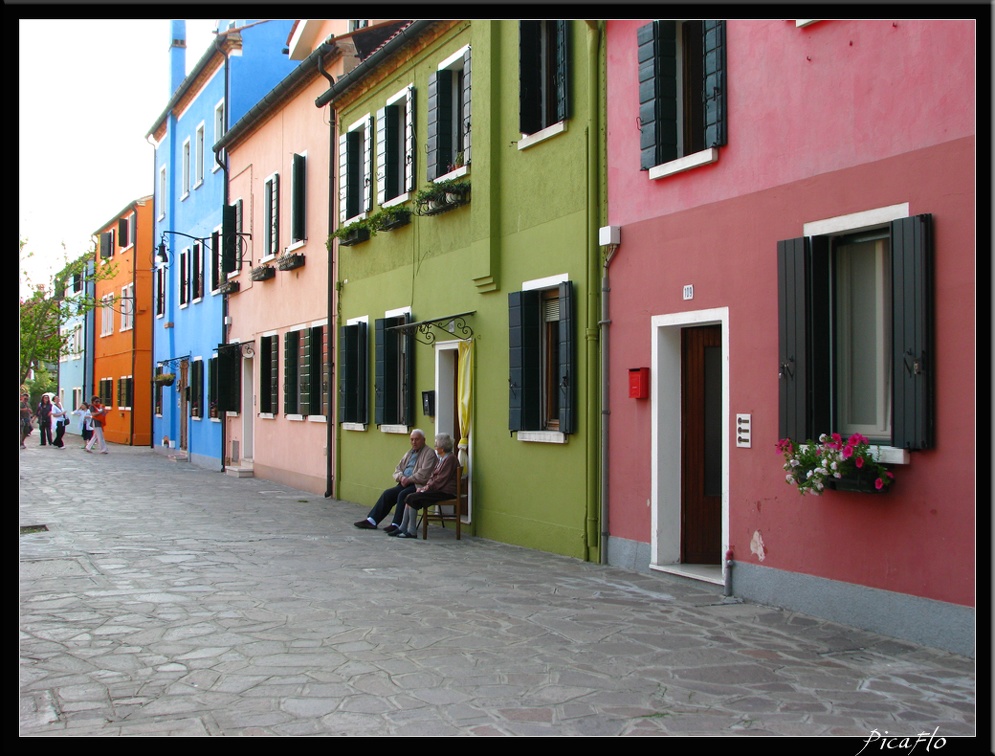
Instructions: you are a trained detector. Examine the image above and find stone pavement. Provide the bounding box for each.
[19,439,977,738]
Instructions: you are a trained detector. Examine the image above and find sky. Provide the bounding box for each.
[19,19,220,293]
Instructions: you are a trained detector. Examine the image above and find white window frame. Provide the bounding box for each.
[339,114,373,226]
[158,165,167,220]
[100,294,115,336]
[213,100,225,172]
[195,123,205,187]
[517,273,570,444]
[263,172,280,262]
[120,283,135,332]
[181,138,191,198]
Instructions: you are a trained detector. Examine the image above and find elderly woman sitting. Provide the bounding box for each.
[391,433,459,539]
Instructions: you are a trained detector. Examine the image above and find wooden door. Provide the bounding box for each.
[681,325,721,564]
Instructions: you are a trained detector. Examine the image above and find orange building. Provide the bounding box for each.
[92,196,154,446]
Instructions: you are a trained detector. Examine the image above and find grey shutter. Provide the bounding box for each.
[777,237,810,442]
[519,22,542,135]
[427,71,452,181]
[100,232,113,258]
[222,204,236,273]
[558,281,576,434]
[376,106,387,205]
[702,20,727,149]
[462,47,472,165]
[554,20,570,124]
[404,86,416,192]
[292,153,306,242]
[509,290,541,431]
[638,21,677,169]
[891,214,934,450]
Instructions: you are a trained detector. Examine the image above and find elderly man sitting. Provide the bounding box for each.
[354,429,437,533]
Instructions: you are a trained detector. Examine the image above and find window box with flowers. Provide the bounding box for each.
[277,252,306,271]
[251,265,275,282]
[776,433,895,495]
[154,373,176,387]
[330,219,371,247]
[415,179,470,216]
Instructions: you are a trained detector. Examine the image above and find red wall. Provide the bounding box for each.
[605,20,976,607]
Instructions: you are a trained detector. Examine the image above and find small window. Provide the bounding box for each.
[377,88,415,203]
[508,281,575,434]
[182,138,191,196]
[519,21,570,136]
[155,266,166,317]
[222,199,244,274]
[191,241,204,301]
[215,344,241,415]
[117,376,134,410]
[375,314,414,426]
[154,365,164,416]
[264,174,280,258]
[190,359,204,418]
[98,378,114,406]
[339,320,368,424]
[195,124,205,186]
[158,166,167,220]
[284,329,302,415]
[208,355,219,418]
[290,153,306,244]
[120,283,134,331]
[210,228,222,292]
[777,214,934,450]
[100,294,115,336]
[99,230,115,259]
[118,213,134,249]
[637,20,727,174]
[428,47,471,180]
[338,115,373,223]
[179,249,190,306]
[260,334,279,414]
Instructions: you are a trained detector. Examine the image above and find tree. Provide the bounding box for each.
[18,238,114,387]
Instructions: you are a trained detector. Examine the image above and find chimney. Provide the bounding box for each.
[169,19,186,95]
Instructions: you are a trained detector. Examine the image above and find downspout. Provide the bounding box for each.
[600,243,619,564]
[318,54,337,499]
[216,38,230,472]
[130,208,137,446]
[147,136,157,449]
[584,21,604,563]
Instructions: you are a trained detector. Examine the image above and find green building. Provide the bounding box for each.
[318,20,606,560]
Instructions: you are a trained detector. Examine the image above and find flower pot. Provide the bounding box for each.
[338,227,370,246]
[824,467,891,494]
[219,279,240,294]
[251,265,275,281]
[277,253,305,271]
[155,376,175,387]
[379,213,411,231]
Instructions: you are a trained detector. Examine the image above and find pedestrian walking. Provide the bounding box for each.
[73,402,93,444]
[36,394,53,447]
[85,396,109,454]
[19,392,32,449]
[50,395,69,448]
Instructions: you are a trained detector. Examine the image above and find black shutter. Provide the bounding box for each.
[558,281,576,434]
[118,217,129,247]
[427,71,452,181]
[339,322,367,424]
[777,237,810,442]
[222,204,237,273]
[401,313,414,425]
[384,105,400,199]
[702,20,727,149]
[374,318,390,425]
[638,21,677,169]
[100,232,113,258]
[309,326,323,416]
[519,22,542,135]
[554,20,570,124]
[292,153,306,242]
[268,335,279,415]
[462,47,472,165]
[509,290,541,431]
[217,346,239,413]
[284,331,298,415]
[891,214,934,450]
[346,130,361,219]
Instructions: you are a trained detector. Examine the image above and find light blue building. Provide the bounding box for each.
[57,258,95,416]
[147,19,297,468]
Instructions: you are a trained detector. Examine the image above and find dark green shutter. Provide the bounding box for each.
[309,326,323,416]
[345,130,361,219]
[462,47,472,165]
[384,104,401,199]
[638,21,677,168]
[217,346,239,413]
[702,20,727,149]
[891,214,934,450]
[375,316,407,425]
[554,20,570,124]
[339,322,367,424]
[400,313,414,425]
[777,238,810,441]
[300,329,311,415]
[427,71,452,181]
[558,281,576,434]
[269,335,279,415]
[509,290,541,431]
[284,331,298,415]
[222,204,236,273]
[519,21,542,135]
[292,153,306,242]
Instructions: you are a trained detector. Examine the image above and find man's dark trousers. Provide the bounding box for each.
[367,484,416,526]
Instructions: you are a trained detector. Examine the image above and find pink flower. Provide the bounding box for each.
[841,445,854,460]
[855,456,864,468]
[831,433,842,446]
[875,478,884,490]
[886,472,894,479]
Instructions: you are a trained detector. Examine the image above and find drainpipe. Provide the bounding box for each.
[130,206,137,446]
[318,54,336,499]
[216,37,230,473]
[600,242,619,564]
[584,21,604,563]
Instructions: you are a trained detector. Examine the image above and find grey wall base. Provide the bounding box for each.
[606,536,974,657]
[153,445,221,472]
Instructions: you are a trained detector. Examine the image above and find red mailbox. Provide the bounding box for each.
[628,367,649,399]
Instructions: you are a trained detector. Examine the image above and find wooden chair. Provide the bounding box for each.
[419,466,466,540]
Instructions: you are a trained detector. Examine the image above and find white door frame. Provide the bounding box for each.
[434,339,472,521]
[241,354,254,461]
[650,306,730,579]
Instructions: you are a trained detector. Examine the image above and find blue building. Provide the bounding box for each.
[147,19,297,468]
[57,258,95,415]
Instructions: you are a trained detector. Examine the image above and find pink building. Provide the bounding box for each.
[603,19,975,655]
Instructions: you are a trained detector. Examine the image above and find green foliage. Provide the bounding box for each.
[776,433,895,495]
[24,365,57,407]
[414,179,471,215]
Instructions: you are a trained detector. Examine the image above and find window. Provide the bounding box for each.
[99,229,115,259]
[519,21,570,137]
[375,313,414,426]
[376,87,415,203]
[182,138,191,196]
[222,199,244,274]
[208,355,218,418]
[158,166,167,220]
[284,329,301,415]
[260,334,279,415]
[72,387,82,412]
[100,294,115,335]
[155,266,166,317]
[309,324,328,417]
[338,115,373,223]
[154,365,164,416]
[637,20,727,176]
[191,241,204,301]
[777,212,933,450]
[508,279,575,435]
[190,359,204,419]
[349,20,368,32]
[264,173,280,258]
[216,345,241,415]
[214,100,225,170]
[281,327,325,417]
[179,248,190,306]
[70,325,83,357]
[290,153,306,245]
[120,283,134,331]
[211,228,222,292]
[339,319,368,425]
[428,48,471,180]
[98,378,114,406]
[195,124,205,186]
[118,213,135,249]
[117,376,134,410]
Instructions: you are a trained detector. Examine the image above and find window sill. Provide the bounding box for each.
[518,121,567,150]
[260,254,277,264]
[181,191,190,201]
[307,415,327,423]
[210,416,221,423]
[517,430,567,444]
[286,239,306,253]
[226,410,239,417]
[380,424,409,435]
[383,193,411,208]
[287,414,305,421]
[433,165,468,182]
[342,422,367,432]
[648,148,719,180]
[194,179,204,190]
[259,412,275,420]
[874,446,911,465]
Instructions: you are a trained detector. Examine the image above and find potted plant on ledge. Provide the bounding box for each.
[776,433,895,495]
[329,218,371,247]
[369,205,412,233]
[250,264,275,281]
[154,373,176,387]
[415,179,471,216]
[277,251,306,271]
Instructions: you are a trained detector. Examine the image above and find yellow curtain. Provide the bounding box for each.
[457,339,473,470]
